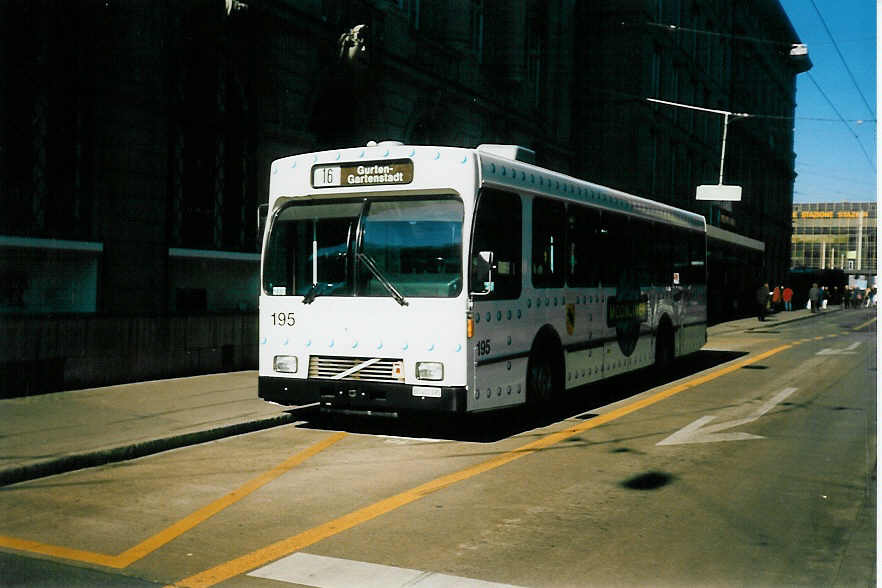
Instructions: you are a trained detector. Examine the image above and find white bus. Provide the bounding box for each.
[259,142,706,416]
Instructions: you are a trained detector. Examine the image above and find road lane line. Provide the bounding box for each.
[115,431,347,566]
[853,316,877,331]
[169,344,793,588]
[0,535,120,568]
[0,432,346,569]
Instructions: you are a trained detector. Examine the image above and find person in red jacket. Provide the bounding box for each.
[782,286,793,311]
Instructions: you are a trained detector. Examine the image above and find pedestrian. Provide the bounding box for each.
[756,282,770,321]
[844,286,852,309]
[772,286,781,311]
[782,285,793,311]
[809,282,820,313]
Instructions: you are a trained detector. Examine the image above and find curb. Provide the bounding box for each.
[743,310,832,332]
[711,308,837,336]
[0,412,298,487]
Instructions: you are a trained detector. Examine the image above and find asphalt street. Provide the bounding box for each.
[0,308,875,587]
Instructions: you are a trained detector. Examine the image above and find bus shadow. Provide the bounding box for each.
[296,350,747,443]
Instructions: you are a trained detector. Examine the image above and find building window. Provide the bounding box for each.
[399,0,420,30]
[470,0,483,60]
[526,3,545,108]
[650,46,661,99]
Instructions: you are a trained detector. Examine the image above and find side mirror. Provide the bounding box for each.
[471,251,495,296]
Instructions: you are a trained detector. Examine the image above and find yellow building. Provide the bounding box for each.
[791,203,877,274]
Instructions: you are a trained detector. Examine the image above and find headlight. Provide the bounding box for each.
[415,361,443,381]
[273,355,298,373]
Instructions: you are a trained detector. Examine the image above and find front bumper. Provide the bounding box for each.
[258,376,468,414]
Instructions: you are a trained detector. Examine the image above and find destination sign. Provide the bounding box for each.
[312,159,414,188]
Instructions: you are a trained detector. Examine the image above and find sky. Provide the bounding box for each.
[779,0,876,203]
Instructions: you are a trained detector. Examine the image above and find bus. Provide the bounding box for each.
[258,142,707,416]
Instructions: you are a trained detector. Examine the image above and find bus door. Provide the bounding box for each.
[468,189,524,411]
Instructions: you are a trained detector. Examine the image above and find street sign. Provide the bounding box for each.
[696,184,742,201]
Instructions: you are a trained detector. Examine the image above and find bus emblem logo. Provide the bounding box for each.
[565,304,576,336]
[607,272,647,357]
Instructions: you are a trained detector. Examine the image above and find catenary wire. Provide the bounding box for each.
[808,0,875,118]
[806,72,875,171]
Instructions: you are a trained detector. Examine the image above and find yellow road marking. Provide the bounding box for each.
[0,535,121,568]
[116,431,347,566]
[0,432,346,568]
[853,316,877,331]
[170,344,792,588]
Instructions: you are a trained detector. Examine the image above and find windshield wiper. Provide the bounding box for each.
[302,282,322,304]
[358,253,408,306]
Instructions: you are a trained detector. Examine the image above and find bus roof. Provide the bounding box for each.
[269,143,706,233]
[476,147,706,233]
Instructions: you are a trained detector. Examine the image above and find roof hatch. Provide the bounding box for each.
[476,144,535,164]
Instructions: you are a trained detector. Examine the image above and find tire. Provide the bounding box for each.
[527,351,555,406]
[527,333,563,409]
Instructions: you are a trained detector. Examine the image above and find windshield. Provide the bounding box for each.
[263,197,463,299]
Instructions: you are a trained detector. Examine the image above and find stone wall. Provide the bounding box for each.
[0,314,258,397]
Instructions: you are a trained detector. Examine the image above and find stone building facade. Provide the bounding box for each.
[575,0,810,299]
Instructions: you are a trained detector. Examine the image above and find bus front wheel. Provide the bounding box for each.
[527,355,554,405]
[527,340,562,409]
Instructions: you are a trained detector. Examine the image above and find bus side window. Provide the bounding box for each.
[599,212,626,286]
[672,230,689,284]
[687,231,706,285]
[632,218,654,286]
[567,204,600,287]
[654,224,673,285]
[532,197,566,288]
[471,189,522,299]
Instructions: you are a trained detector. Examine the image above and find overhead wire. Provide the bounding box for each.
[632,18,876,172]
[593,87,874,124]
[806,72,875,171]
[634,21,794,48]
[808,0,875,118]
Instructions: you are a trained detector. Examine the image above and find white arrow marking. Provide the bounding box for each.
[816,342,861,356]
[657,387,797,446]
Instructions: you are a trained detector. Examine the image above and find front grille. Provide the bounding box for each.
[308,356,405,383]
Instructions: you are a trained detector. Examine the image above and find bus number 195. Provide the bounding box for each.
[272,312,296,327]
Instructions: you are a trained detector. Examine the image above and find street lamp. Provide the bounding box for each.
[647,97,748,201]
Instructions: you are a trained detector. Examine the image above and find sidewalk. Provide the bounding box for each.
[0,307,841,486]
[0,372,295,486]
[707,305,830,337]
